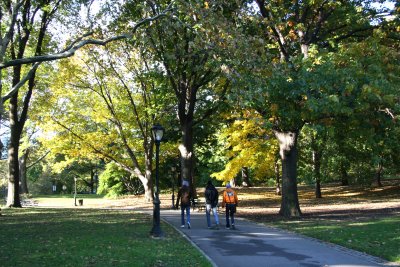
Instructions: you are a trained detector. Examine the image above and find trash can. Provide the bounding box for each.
[78,199,83,206]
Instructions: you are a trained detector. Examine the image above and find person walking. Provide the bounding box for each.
[176,180,192,229]
[204,180,220,229]
[222,183,238,229]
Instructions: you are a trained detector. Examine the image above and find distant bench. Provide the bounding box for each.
[192,198,205,212]
[21,199,38,207]
[192,198,221,212]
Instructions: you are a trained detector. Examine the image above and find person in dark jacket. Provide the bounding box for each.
[204,180,220,229]
[176,180,192,229]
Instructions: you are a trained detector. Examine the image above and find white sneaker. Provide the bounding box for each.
[180,225,185,228]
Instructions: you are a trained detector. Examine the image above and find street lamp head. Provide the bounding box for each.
[152,124,164,143]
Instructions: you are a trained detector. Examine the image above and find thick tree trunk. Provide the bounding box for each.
[137,173,153,202]
[274,159,281,195]
[375,161,383,187]
[142,150,154,202]
[179,122,195,190]
[311,137,322,198]
[19,150,29,194]
[340,161,349,186]
[7,90,24,207]
[7,120,22,207]
[241,167,252,187]
[275,130,301,218]
[230,177,237,187]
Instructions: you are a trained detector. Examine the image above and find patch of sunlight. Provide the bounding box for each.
[248,232,281,237]
[348,221,377,226]
[4,209,45,215]
[340,192,362,197]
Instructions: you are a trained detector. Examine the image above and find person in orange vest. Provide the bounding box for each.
[222,183,238,229]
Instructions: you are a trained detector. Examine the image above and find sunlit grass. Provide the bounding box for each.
[0,208,212,267]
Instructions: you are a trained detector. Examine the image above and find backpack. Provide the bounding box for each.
[181,187,191,206]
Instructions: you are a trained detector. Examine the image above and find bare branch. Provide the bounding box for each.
[1,62,40,102]
[379,108,396,120]
[26,150,50,169]
[0,0,24,58]
[0,5,174,69]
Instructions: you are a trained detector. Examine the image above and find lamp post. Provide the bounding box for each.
[93,172,98,194]
[52,180,57,194]
[74,177,77,206]
[150,124,164,237]
[171,166,176,209]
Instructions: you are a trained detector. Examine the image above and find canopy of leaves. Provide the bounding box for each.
[212,110,278,182]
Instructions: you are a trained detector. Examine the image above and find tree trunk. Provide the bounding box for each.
[142,150,153,202]
[179,122,195,191]
[7,95,22,207]
[375,161,383,187]
[241,167,252,187]
[311,137,322,198]
[230,177,237,187]
[340,161,349,186]
[275,130,301,218]
[6,0,46,207]
[137,173,153,202]
[19,149,29,194]
[274,159,281,195]
[88,170,94,193]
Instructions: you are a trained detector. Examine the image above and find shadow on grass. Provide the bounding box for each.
[0,208,211,267]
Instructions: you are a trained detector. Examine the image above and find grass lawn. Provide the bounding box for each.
[0,208,212,267]
[268,216,400,263]
[2,183,399,265]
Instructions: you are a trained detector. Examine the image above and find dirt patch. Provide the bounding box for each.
[156,181,400,223]
[48,181,400,224]
[234,182,400,223]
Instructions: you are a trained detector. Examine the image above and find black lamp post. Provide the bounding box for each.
[52,180,57,193]
[74,177,77,206]
[150,123,164,237]
[171,166,176,209]
[93,172,98,194]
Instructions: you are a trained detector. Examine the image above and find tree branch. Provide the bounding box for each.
[0,4,174,69]
[1,62,40,102]
[26,150,50,169]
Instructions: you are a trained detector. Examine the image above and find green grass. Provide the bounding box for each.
[0,208,212,267]
[268,216,400,263]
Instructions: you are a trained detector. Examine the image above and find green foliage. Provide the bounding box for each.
[97,162,139,197]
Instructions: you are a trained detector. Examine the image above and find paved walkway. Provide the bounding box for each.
[158,208,398,267]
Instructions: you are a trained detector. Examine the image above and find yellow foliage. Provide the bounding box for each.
[211,110,278,183]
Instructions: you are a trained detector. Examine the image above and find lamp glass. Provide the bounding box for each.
[152,124,164,142]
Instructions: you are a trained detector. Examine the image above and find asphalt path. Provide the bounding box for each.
[158,208,398,267]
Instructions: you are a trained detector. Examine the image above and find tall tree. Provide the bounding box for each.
[129,0,234,189]
[6,0,60,207]
[34,40,176,201]
[239,0,398,217]
[1,0,173,207]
